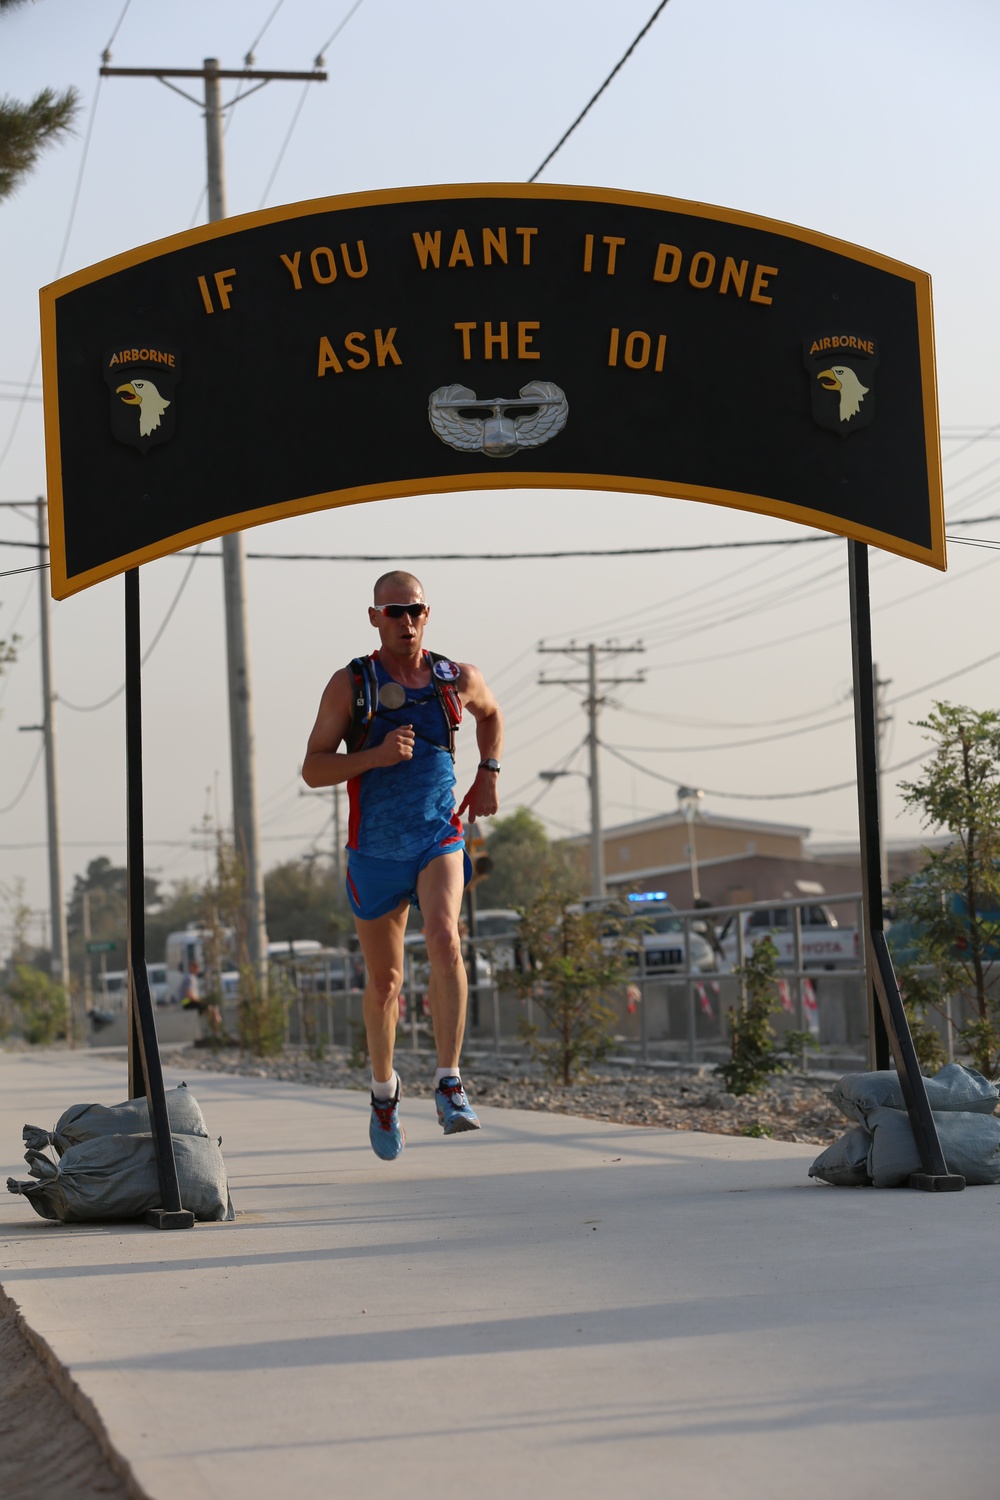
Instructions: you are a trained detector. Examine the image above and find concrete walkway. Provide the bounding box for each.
[1,1047,998,1500]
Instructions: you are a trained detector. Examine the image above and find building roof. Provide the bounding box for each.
[562,808,812,846]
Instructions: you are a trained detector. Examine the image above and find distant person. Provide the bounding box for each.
[302,569,503,1160]
[180,961,221,1034]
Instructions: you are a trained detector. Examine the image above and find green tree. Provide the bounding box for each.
[264,857,349,945]
[0,0,78,203]
[482,807,583,912]
[893,702,1000,1076]
[66,856,161,984]
[504,884,633,1085]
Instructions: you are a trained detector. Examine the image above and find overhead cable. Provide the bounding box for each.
[529,0,672,181]
[257,0,367,208]
[58,548,203,711]
[0,740,45,816]
[601,740,927,802]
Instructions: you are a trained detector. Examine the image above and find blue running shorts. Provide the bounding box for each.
[346,846,471,921]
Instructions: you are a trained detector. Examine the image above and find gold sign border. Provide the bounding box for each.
[40,181,946,597]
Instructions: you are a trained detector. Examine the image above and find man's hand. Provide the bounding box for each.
[458,768,500,820]
[377,725,415,766]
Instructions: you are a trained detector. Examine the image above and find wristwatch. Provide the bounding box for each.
[478,758,501,774]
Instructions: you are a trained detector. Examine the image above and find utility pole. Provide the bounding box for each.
[0,499,66,995]
[100,58,326,992]
[538,641,645,896]
[300,784,343,890]
[874,663,892,894]
[22,499,71,1016]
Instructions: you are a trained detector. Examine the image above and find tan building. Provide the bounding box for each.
[563,812,939,916]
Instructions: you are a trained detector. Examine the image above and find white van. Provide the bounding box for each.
[96,962,169,1009]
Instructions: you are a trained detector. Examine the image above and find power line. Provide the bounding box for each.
[154,512,997,565]
[886,646,1000,707]
[612,643,1000,753]
[102,0,134,58]
[601,739,927,802]
[257,0,368,209]
[58,548,203,712]
[529,0,673,181]
[0,740,44,816]
[244,0,288,62]
[314,0,369,64]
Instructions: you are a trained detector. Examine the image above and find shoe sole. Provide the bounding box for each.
[439,1114,481,1135]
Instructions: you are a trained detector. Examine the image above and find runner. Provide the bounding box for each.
[302,570,503,1159]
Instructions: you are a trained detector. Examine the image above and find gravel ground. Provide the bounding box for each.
[164,1044,849,1146]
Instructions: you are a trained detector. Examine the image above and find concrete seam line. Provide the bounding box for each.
[0,1279,152,1500]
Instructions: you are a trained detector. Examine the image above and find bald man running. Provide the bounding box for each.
[302,570,503,1159]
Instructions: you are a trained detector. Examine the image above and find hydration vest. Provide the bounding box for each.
[345,651,462,757]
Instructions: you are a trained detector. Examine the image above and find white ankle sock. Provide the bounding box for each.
[371,1072,397,1101]
[434,1067,460,1087]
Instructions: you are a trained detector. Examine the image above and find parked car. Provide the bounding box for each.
[718,904,859,972]
[571,893,718,975]
[471,908,522,974]
[96,963,169,1008]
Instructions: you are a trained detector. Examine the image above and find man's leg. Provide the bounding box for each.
[354,899,410,1082]
[416,849,467,1068]
[417,850,480,1134]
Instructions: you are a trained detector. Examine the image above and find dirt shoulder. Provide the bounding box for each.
[0,1289,141,1500]
[166,1044,848,1147]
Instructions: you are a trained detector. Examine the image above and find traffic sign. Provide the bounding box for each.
[86,939,117,953]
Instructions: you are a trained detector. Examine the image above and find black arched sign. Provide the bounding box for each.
[40,182,944,598]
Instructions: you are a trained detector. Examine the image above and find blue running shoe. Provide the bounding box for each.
[369,1083,405,1160]
[435,1076,481,1135]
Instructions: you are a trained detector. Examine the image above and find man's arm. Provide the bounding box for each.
[456,663,504,820]
[302,668,415,787]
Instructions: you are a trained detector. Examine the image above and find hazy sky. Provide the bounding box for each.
[2,0,998,947]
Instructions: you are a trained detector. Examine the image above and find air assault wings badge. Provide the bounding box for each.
[428,380,568,458]
[804,334,878,436]
[104,345,180,452]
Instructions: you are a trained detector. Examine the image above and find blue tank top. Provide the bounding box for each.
[346,652,462,860]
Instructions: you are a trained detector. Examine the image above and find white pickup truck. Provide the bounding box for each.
[717,904,860,972]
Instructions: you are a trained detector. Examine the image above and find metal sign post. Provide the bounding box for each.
[849,541,963,1190]
[125,569,195,1229]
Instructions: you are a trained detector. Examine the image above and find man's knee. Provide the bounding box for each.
[365,966,403,1009]
[423,918,462,970]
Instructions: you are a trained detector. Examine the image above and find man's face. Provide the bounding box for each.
[369,582,428,655]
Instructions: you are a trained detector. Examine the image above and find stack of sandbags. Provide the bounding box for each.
[809,1063,1000,1187]
[7,1082,234,1222]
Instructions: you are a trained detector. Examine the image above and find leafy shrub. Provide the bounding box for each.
[505,886,635,1085]
[716,938,810,1096]
[7,964,68,1046]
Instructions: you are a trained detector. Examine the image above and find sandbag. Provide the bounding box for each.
[866,1106,1000,1188]
[829,1064,998,1126]
[22,1082,209,1156]
[7,1131,233,1222]
[808,1126,873,1187]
